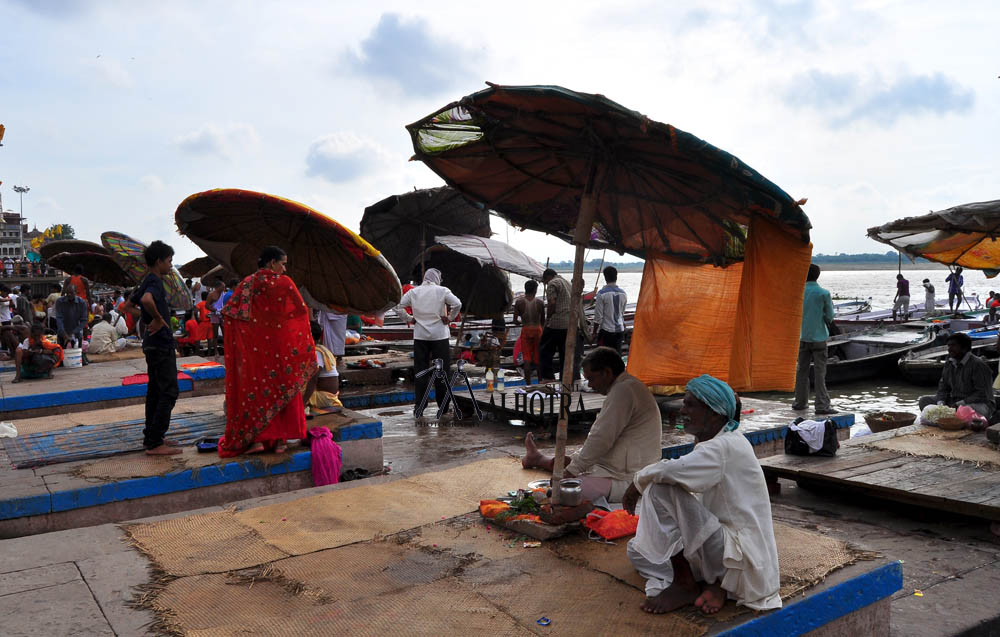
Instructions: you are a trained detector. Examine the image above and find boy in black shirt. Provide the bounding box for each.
[124,240,181,456]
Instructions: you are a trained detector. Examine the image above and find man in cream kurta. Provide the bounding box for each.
[623,375,781,615]
[522,347,662,503]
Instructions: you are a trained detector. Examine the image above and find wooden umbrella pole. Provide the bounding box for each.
[593,249,607,294]
[551,191,598,502]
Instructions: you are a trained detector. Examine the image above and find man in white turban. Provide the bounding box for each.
[623,374,781,616]
[395,268,462,419]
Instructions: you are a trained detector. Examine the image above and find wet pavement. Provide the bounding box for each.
[364,377,929,475]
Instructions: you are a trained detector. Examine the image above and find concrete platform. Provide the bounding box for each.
[0,395,382,538]
[0,355,225,418]
[0,455,905,636]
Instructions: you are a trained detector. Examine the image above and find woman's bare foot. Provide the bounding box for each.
[522,432,544,469]
[274,441,287,454]
[640,581,701,614]
[145,444,182,456]
[246,443,266,454]
[694,583,727,615]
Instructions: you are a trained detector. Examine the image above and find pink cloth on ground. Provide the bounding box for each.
[308,427,342,487]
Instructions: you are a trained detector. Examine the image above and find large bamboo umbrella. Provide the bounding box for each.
[867,200,1000,276]
[39,239,109,261]
[47,252,137,287]
[178,256,219,278]
[101,232,193,310]
[407,83,809,499]
[175,189,401,314]
[360,186,492,283]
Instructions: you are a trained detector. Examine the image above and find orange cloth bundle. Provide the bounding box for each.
[479,500,510,519]
[583,509,639,540]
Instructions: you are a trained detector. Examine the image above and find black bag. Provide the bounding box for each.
[784,418,840,457]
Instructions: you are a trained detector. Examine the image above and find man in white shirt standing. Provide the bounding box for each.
[395,268,461,418]
[592,266,628,354]
[622,374,780,616]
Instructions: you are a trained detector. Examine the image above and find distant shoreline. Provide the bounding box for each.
[552,262,951,273]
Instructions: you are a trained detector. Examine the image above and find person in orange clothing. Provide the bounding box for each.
[512,279,545,384]
[64,264,92,306]
[12,323,63,383]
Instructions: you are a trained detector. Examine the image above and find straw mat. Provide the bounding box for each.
[87,347,146,363]
[470,550,705,636]
[126,511,289,576]
[274,542,462,600]
[860,429,1000,468]
[233,478,474,555]
[75,453,185,480]
[182,579,531,637]
[155,573,317,635]
[772,522,868,598]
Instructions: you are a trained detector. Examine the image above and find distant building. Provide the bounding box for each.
[0,211,29,258]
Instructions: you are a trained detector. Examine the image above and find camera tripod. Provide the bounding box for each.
[415,358,484,421]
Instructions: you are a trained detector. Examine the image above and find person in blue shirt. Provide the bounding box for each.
[792,264,836,415]
[945,267,964,313]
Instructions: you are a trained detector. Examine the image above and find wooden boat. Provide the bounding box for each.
[897,335,1000,386]
[817,328,937,385]
[833,299,871,317]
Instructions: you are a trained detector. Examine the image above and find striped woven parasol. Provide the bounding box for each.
[101,231,193,310]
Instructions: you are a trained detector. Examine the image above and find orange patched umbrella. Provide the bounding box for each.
[867,200,1000,276]
[175,189,401,314]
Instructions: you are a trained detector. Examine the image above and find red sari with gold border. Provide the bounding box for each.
[218,269,317,457]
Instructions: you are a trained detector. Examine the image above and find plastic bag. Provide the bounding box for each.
[955,405,979,424]
[920,403,955,425]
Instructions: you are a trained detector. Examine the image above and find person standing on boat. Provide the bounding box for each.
[792,264,836,416]
[512,279,545,384]
[892,273,910,321]
[922,279,935,314]
[592,266,628,354]
[538,268,587,383]
[395,268,461,419]
[946,267,964,312]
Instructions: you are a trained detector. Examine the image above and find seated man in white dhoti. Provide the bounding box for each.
[521,346,662,503]
[622,374,781,615]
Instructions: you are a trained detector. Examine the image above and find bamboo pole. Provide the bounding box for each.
[551,176,599,503]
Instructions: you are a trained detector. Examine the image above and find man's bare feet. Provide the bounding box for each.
[164,439,181,447]
[522,431,544,469]
[11,377,21,384]
[694,583,727,614]
[640,581,701,614]
[145,444,182,456]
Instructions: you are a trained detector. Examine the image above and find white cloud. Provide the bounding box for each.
[305,132,390,183]
[173,123,260,160]
[139,174,164,192]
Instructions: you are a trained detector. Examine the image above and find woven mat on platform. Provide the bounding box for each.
[127,458,546,574]
[72,446,292,481]
[860,428,1000,467]
[87,347,146,363]
[127,511,290,576]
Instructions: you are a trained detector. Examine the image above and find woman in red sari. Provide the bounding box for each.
[218,246,317,457]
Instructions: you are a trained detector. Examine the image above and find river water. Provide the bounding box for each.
[509,268,977,420]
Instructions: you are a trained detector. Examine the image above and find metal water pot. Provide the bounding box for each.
[557,478,583,506]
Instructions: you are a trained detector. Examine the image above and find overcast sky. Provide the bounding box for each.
[1,0,996,264]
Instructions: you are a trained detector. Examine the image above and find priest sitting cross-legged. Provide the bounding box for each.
[622,374,781,616]
[521,346,662,504]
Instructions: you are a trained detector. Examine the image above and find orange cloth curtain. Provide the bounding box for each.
[627,217,812,392]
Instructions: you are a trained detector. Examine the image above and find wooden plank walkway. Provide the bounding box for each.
[760,425,1000,521]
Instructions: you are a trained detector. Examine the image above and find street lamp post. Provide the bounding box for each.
[12,185,29,259]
